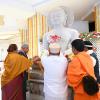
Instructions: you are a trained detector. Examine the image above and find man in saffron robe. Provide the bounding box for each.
[67,39,99,100]
[1,44,40,100]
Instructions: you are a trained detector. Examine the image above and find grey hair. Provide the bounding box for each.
[21,44,29,48]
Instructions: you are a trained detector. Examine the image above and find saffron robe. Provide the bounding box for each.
[67,52,99,100]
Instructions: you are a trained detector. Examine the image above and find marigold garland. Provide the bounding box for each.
[79,32,100,40]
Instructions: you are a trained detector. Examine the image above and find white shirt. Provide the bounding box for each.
[87,50,96,66]
[41,55,68,98]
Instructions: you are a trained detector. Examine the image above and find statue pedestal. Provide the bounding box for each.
[27,64,44,98]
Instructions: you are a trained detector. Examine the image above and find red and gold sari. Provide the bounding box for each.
[1,52,32,100]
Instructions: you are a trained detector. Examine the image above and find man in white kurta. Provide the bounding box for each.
[41,43,68,100]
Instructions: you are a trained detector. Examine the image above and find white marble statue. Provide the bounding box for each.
[43,7,79,55]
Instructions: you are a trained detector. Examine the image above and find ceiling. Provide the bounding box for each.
[0,0,99,39]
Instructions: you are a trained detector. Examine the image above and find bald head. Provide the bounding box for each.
[49,43,61,55]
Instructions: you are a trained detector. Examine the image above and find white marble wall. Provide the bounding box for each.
[71,21,89,33]
[0,33,21,61]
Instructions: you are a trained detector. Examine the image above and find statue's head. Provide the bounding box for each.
[47,7,67,28]
[47,7,74,28]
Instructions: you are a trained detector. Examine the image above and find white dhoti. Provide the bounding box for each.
[45,93,67,100]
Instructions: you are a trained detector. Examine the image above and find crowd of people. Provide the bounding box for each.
[1,39,100,100]
[1,44,40,100]
[1,6,100,100]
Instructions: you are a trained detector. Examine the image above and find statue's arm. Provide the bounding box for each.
[64,29,80,55]
[70,30,80,42]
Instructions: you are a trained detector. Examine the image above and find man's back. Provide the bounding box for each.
[18,50,28,58]
[41,55,68,97]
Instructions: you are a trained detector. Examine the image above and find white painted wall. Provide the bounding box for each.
[71,21,89,33]
[0,33,21,61]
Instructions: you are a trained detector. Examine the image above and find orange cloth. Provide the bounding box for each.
[67,52,99,100]
[98,92,100,99]
[1,52,32,87]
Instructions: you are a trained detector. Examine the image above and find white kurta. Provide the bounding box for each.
[43,27,79,55]
[41,55,68,100]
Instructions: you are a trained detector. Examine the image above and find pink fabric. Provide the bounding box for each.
[2,74,24,100]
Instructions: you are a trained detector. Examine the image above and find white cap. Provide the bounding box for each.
[84,45,93,48]
[49,43,60,54]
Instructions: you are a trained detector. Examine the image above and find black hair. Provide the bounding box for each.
[7,44,18,52]
[84,41,93,50]
[71,39,85,52]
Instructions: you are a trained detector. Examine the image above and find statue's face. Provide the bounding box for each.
[48,8,66,28]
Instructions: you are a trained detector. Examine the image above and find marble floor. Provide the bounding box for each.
[26,92,44,100]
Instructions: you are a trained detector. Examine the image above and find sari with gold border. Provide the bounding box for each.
[1,52,32,100]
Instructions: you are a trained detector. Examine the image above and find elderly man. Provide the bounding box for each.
[18,44,29,58]
[41,43,68,100]
[18,44,29,100]
[84,41,100,83]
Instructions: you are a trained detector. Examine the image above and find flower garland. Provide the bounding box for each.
[48,34,61,43]
[41,34,61,57]
[79,32,100,40]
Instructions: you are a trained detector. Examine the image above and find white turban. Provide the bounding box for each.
[49,43,61,54]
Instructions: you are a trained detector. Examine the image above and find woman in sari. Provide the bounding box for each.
[1,44,40,100]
